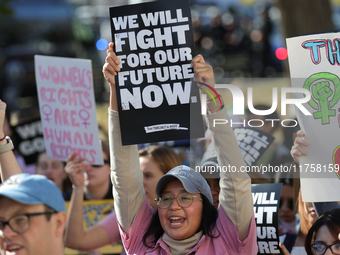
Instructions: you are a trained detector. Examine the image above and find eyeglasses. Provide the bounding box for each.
[311,243,340,255]
[155,192,203,209]
[0,212,56,234]
[91,159,110,168]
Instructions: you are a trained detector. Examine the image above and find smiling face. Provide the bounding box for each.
[0,197,57,255]
[157,179,203,240]
[140,156,164,208]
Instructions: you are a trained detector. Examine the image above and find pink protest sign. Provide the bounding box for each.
[34,55,103,165]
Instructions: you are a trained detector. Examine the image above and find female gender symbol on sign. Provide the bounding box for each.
[79,109,90,128]
[334,145,340,179]
[41,104,52,123]
[303,72,340,125]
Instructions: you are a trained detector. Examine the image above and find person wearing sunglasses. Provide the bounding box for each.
[305,208,340,255]
[63,140,112,201]
[103,42,257,254]
[277,178,299,236]
[64,141,114,254]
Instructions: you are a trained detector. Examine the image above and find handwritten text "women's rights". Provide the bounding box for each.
[38,65,93,90]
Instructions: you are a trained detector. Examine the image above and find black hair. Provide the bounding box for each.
[142,194,219,248]
[305,208,340,255]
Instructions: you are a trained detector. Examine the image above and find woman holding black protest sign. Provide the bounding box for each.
[103,42,257,254]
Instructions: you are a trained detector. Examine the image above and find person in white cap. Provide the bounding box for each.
[0,100,67,255]
[103,42,258,254]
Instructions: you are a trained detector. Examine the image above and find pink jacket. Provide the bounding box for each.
[119,198,257,254]
[109,106,258,254]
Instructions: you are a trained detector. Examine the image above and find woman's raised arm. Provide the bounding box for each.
[206,108,253,242]
[103,43,145,234]
[192,57,254,241]
[0,100,22,181]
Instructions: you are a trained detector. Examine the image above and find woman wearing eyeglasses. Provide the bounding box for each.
[103,42,257,254]
[305,209,340,255]
[64,143,182,255]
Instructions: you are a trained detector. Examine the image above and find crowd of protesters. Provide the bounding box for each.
[0,37,339,255]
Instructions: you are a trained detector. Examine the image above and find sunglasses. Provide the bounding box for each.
[91,159,110,168]
[279,198,294,210]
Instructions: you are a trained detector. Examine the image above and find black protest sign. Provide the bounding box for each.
[11,117,45,164]
[110,0,204,145]
[197,127,274,177]
[252,183,283,255]
[234,127,275,166]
